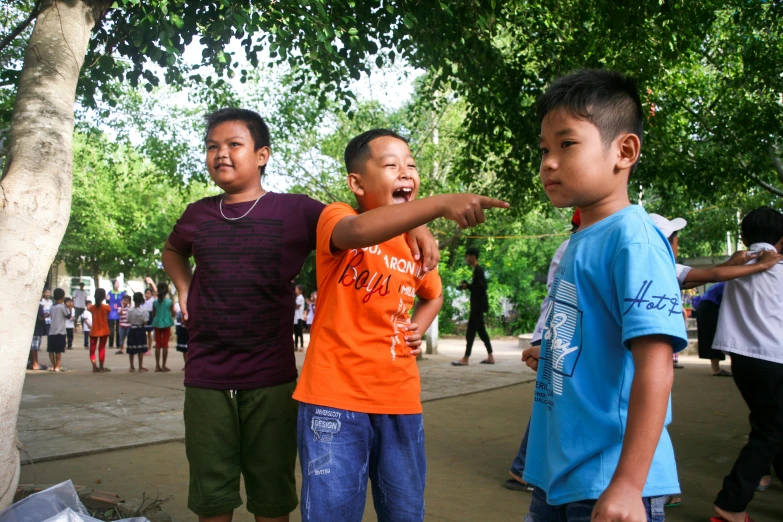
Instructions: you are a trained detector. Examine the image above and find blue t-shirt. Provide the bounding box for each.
[523,205,688,505]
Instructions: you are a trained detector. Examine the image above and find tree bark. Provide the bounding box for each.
[0,0,108,509]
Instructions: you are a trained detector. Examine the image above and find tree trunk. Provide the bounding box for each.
[0,0,108,509]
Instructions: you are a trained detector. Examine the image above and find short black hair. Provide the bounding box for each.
[133,292,144,306]
[53,288,65,300]
[205,108,271,175]
[537,69,644,173]
[122,294,131,302]
[740,206,783,246]
[79,282,84,287]
[466,247,480,259]
[344,129,408,174]
[64,297,72,304]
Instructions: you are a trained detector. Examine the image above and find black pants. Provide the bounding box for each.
[108,319,119,348]
[66,328,74,349]
[294,319,305,348]
[464,312,492,357]
[714,353,783,512]
[696,301,725,361]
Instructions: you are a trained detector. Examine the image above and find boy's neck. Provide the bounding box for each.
[223,184,266,204]
[55,300,64,304]
[577,192,631,229]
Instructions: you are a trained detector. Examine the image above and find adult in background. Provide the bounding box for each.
[73,282,87,327]
[452,246,494,366]
[106,279,126,349]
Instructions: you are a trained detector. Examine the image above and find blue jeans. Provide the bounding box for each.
[525,487,666,522]
[118,326,130,349]
[297,402,426,522]
[511,419,531,478]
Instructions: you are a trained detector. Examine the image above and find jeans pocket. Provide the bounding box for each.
[648,495,666,522]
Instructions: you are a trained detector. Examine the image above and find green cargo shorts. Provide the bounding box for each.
[184,382,298,518]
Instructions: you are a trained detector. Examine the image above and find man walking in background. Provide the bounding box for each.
[452,246,494,366]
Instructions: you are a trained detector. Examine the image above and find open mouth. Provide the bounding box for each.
[215,162,232,169]
[392,187,414,204]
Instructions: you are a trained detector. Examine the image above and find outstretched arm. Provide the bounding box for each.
[162,241,192,321]
[682,250,782,288]
[331,194,508,251]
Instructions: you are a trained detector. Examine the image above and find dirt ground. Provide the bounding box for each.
[19,367,782,522]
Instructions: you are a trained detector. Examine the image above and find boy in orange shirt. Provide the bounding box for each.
[293,129,508,521]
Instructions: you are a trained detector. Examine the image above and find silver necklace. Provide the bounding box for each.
[219,191,267,221]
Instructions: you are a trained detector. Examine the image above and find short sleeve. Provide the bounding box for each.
[674,264,691,287]
[315,203,357,287]
[415,270,443,301]
[316,203,356,258]
[167,201,201,257]
[301,196,326,251]
[612,243,688,352]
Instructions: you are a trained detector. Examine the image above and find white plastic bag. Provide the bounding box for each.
[0,480,148,522]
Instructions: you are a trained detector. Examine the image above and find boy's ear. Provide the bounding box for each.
[347,172,365,197]
[614,133,641,173]
[256,146,271,168]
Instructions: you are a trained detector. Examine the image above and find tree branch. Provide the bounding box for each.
[770,146,783,186]
[744,170,783,198]
[438,224,462,250]
[0,0,43,56]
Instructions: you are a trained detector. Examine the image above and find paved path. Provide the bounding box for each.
[19,335,535,462]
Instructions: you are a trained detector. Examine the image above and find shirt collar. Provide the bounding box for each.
[749,242,777,252]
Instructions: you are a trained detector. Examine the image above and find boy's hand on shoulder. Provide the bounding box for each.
[406,226,440,273]
[591,480,646,522]
[404,322,424,356]
[757,249,782,269]
[440,194,509,229]
[521,346,540,370]
[724,250,757,266]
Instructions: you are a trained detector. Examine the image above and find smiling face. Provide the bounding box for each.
[205,121,270,195]
[348,136,419,212]
[539,109,631,210]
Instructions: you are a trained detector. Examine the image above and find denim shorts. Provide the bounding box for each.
[525,487,666,522]
[297,402,427,522]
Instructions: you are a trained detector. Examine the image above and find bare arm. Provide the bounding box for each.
[162,241,193,321]
[682,250,782,287]
[592,334,674,521]
[331,194,508,251]
[405,293,444,356]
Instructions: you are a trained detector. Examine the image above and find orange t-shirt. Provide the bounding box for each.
[88,303,111,337]
[293,203,442,414]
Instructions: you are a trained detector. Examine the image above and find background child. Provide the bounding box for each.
[28,303,47,370]
[142,283,157,354]
[293,128,507,521]
[162,108,441,521]
[64,297,75,350]
[40,288,52,335]
[293,284,305,351]
[710,206,783,522]
[89,289,111,372]
[47,288,70,372]
[306,291,317,332]
[151,282,174,372]
[127,292,149,372]
[82,300,92,349]
[117,294,132,355]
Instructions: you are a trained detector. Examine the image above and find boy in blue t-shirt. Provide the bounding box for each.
[521,69,688,522]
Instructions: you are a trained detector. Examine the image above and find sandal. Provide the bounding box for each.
[712,369,732,377]
[450,361,468,366]
[664,495,681,508]
[502,478,534,492]
[710,516,755,522]
[480,360,495,364]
